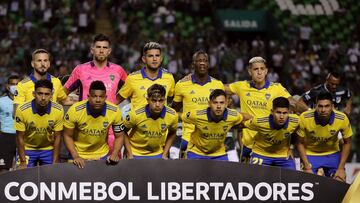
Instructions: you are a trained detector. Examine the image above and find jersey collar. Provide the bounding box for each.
[314,111,335,125]
[191,74,211,86]
[29,73,52,83]
[145,105,166,119]
[250,80,270,90]
[90,61,110,68]
[269,114,289,129]
[31,100,51,115]
[86,102,107,117]
[141,67,163,81]
[206,107,228,122]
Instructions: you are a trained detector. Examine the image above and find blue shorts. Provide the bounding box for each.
[133,154,163,159]
[17,150,53,168]
[241,145,252,158]
[307,152,340,177]
[187,151,228,161]
[250,153,295,170]
[180,139,188,151]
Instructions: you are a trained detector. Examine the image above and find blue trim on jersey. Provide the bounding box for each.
[250,153,295,170]
[86,101,107,117]
[145,105,166,119]
[141,67,163,80]
[250,80,270,90]
[307,152,340,177]
[187,151,228,161]
[29,73,51,83]
[269,115,289,129]
[133,154,163,159]
[191,74,211,86]
[207,107,228,122]
[31,100,51,115]
[241,145,252,158]
[314,111,335,125]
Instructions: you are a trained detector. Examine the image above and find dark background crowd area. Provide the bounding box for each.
[0,0,360,161]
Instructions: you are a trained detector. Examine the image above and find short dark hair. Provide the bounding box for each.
[7,75,19,84]
[316,92,333,103]
[272,97,290,109]
[327,71,341,80]
[209,89,226,101]
[143,42,161,55]
[93,33,111,45]
[90,80,106,92]
[32,49,50,61]
[191,50,209,68]
[35,79,53,91]
[147,84,166,98]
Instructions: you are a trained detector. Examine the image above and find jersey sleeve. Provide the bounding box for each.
[341,116,353,139]
[14,108,26,131]
[54,108,64,132]
[118,77,133,99]
[167,75,175,97]
[228,82,240,95]
[64,106,77,129]
[296,115,306,138]
[64,66,81,92]
[302,88,317,104]
[117,67,128,91]
[234,112,244,126]
[13,82,26,105]
[244,117,258,131]
[173,82,183,103]
[169,114,179,132]
[54,78,67,101]
[182,110,195,125]
[112,107,125,133]
[123,108,136,129]
[276,83,292,98]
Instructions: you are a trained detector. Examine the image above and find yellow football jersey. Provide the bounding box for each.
[118,68,175,108]
[14,101,64,150]
[297,109,352,156]
[64,100,123,160]
[124,105,178,156]
[173,75,224,142]
[229,80,291,148]
[245,114,299,158]
[182,108,243,156]
[14,73,67,105]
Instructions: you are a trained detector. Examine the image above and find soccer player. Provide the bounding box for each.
[172,51,225,158]
[63,81,125,168]
[244,97,299,170]
[116,42,175,108]
[63,34,127,150]
[14,80,64,169]
[0,75,20,173]
[225,56,308,162]
[296,92,352,181]
[300,71,352,116]
[123,84,178,159]
[182,89,250,160]
[14,49,68,111]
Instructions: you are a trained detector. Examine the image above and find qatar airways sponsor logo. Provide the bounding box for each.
[3,181,315,201]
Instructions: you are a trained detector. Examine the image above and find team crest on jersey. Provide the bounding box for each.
[190,90,195,94]
[109,75,115,81]
[223,126,228,132]
[103,122,109,128]
[330,130,337,136]
[265,94,271,100]
[161,124,167,131]
[48,120,54,127]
